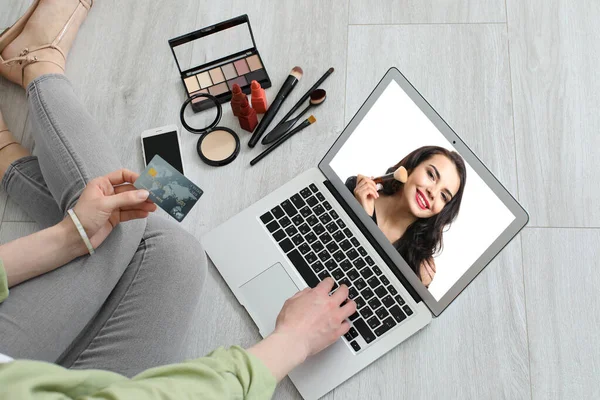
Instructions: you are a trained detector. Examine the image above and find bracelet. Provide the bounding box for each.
[67,209,95,255]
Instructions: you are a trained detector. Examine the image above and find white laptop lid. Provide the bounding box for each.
[319,67,528,316]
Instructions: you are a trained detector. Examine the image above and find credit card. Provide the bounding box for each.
[134,155,203,222]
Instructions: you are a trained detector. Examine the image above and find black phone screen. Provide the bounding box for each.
[142,131,184,174]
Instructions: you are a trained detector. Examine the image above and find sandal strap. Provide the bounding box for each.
[0,0,92,85]
[3,50,65,86]
[52,0,90,51]
[0,141,18,153]
[0,130,19,152]
[1,0,93,67]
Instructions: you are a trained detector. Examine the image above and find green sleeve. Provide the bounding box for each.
[0,346,276,400]
[0,259,8,304]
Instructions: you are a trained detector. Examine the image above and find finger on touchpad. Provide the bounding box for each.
[239,262,299,336]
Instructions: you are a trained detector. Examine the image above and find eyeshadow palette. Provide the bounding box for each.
[169,15,271,112]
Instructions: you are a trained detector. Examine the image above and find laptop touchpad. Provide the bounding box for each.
[239,262,300,336]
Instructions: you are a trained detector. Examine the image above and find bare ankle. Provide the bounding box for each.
[22,62,64,88]
[0,131,30,179]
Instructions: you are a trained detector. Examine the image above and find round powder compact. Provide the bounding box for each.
[197,127,239,166]
[180,93,240,167]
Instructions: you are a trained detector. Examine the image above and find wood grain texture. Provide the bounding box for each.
[2,1,597,399]
[349,0,506,24]
[335,24,530,399]
[522,228,600,400]
[506,0,600,227]
[346,24,519,197]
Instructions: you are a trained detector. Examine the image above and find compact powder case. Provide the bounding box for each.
[180,93,240,167]
[169,14,272,112]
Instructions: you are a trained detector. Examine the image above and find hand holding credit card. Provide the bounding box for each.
[134,155,203,222]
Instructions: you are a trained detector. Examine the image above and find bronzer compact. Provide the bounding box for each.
[169,15,272,112]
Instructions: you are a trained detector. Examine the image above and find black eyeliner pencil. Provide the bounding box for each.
[250,116,316,166]
[272,67,334,131]
[248,66,303,148]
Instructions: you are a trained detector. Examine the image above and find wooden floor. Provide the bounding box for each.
[1,1,598,399]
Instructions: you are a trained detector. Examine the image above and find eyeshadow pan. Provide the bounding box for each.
[221,63,238,80]
[208,82,229,96]
[226,76,248,90]
[184,76,200,93]
[234,59,250,75]
[245,69,268,84]
[209,68,225,84]
[246,55,262,71]
[191,89,209,104]
[197,72,213,89]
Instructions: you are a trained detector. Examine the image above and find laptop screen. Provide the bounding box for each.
[328,77,517,303]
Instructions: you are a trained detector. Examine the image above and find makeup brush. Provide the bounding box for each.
[262,89,326,145]
[250,115,316,166]
[248,66,303,148]
[373,166,408,185]
[272,67,334,132]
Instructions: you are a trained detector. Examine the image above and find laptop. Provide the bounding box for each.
[201,67,528,400]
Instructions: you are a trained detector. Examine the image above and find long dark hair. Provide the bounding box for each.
[381,146,467,279]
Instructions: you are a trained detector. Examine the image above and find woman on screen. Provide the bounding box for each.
[345,146,467,287]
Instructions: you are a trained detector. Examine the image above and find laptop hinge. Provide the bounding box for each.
[323,180,422,304]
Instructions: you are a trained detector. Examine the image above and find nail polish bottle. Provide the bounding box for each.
[230,84,247,117]
[250,80,268,114]
[238,96,258,132]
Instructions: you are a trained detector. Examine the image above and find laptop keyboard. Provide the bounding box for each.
[259,183,413,353]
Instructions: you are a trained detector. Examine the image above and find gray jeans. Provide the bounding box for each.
[0,74,207,377]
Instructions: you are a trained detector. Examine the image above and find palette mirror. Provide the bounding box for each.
[169,15,272,112]
[173,24,254,69]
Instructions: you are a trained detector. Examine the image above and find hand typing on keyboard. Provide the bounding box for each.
[248,278,356,381]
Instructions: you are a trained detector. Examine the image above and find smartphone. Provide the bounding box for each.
[141,125,185,174]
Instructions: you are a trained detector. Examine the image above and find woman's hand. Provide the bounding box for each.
[354,174,379,216]
[419,257,437,287]
[73,169,157,250]
[274,278,356,359]
[248,278,356,381]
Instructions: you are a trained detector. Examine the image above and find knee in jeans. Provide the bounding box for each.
[146,219,207,300]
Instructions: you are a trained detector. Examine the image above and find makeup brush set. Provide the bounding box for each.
[169,14,333,168]
[248,66,334,165]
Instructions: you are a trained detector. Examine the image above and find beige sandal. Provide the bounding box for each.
[0,0,93,86]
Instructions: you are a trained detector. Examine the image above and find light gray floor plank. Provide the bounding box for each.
[337,25,530,399]
[346,24,518,196]
[349,0,506,24]
[4,1,599,399]
[507,0,600,227]
[522,228,600,399]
